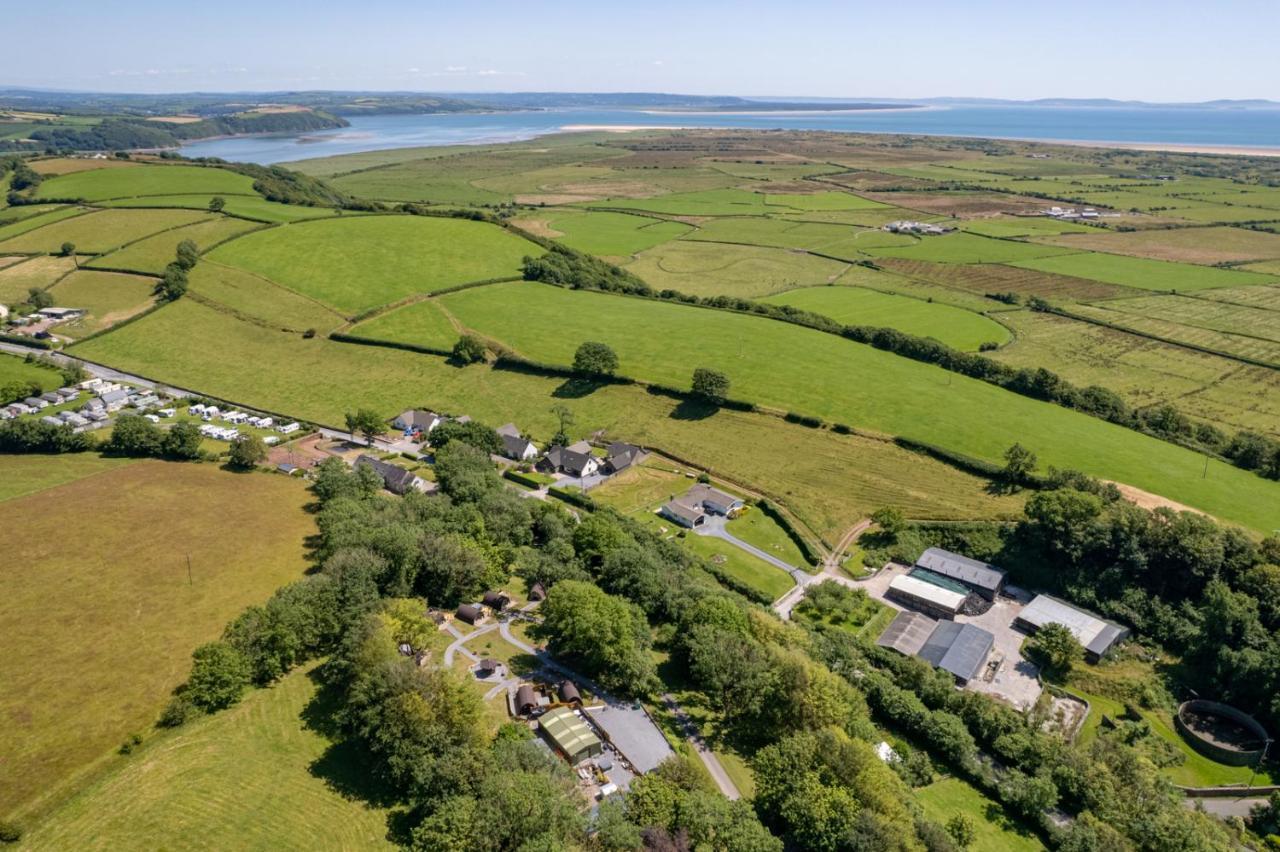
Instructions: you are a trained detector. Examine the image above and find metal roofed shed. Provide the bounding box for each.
[1015,595,1129,661]
[876,610,938,657]
[585,702,675,775]
[915,547,1006,600]
[917,621,995,684]
[540,706,603,764]
[886,573,967,619]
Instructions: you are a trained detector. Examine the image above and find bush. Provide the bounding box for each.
[185,641,251,711]
[118,732,143,755]
[691,367,730,405]
[451,333,487,364]
[157,695,199,728]
[0,820,22,844]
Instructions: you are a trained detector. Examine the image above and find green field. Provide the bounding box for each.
[595,188,785,216]
[1012,251,1278,293]
[0,353,66,400]
[207,215,540,314]
[0,206,93,243]
[34,164,257,201]
[431,281,1278,530]
[683,216,915,257]
[914,778,1046,852]
[1066,301,1280,367]
[626,239,850,298]
[72,298,1027,540]
[1039,225,1280,265]
[959,216,1097,238]
[85,215,262,274]
[189,262,348,334]
[0,255,80,301]
[863,232,1079,265]
[44,270,158,338]
[0,208,210,255]
[517,209,691,257]
[20,662,394,851]
[0,459,317,821]
[350,298,457,349]
[763,285,1012,351]
[100,194,344,223]
[680,529,796,601]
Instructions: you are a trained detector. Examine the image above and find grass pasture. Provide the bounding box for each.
[20,662,394,851]
[597,188,777,216]
[626,239,849,298]
[0,206,93,244]
[1038,226,1280,265]
[188,262,348,334]
[436,281,1279,530]
[207,215,540,314]
[1012,250,1279,293]
[34,164,257,202]
[0,453,137,503]
[875,257,1140,302]
[863,231,1079,265]
[0,255,80,302]
[763,285,1011,350]
[0,459,317,821]
[0,352,65,401]
[0,208,210,255]
[44,270,158,338]
[683,216,915,257]
[760,190,887,211]
[914,778,1046,852]
[1067,301,1280,367]
[101,194,344,222]
[350,298,458,350]
[71,298,1027,539]
[85,215,261,274]
[959,216,1098,238]
[515,209,691,257]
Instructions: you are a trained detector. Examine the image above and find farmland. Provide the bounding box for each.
[1011,251,1278,293]
[914,778,1046,852]
[0,255,79,301]
[1037,225,1280,265]
[514,209,690,257]
[101,193,344,222]
[0,207,209,255]
[34,164,257,201]
[626,239,851,298]
[0,459,317,821]
[85,215,263,274]
[43,270,158,337]
[207,215,541,314]
[189,262,348,334]
[0,352,65,397]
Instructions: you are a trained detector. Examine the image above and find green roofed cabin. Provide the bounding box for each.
[540,706,603,764]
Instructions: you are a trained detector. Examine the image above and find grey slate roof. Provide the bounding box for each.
[541,444,596,476]
[876,610,938,656]
[661,500,705,526]
[917,621,994,683]
[355,454,421,494]
[499,430,534,459]
[1018,594,1129,657]
[915,547,1006,593]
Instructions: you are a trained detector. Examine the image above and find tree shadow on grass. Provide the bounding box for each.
[669,398,719,421]
[300,667,399,810]
[552,377,606,399]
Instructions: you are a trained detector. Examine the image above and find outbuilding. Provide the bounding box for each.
[1015,595,1129,662]
[917,621,995,684]
[540,706,603,764]
[914,547,1006,600]
[515,684,538,715]
[482,591,510,612]
[558,680,582,705]
[886,573,967,619]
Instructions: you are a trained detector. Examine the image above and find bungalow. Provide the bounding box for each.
[496,423,538,461]
[355,454,426,495]
[660,499,706,529]
[538,440,600,478]
[683,483,744,517]
[393,409,446,435]
[456,603,486,626]
[604,441,646,474]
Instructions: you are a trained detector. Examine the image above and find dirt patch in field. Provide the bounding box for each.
[509,217,564,240]
[555,179,667,198]
[515,193,599,206]
[1108,481,1208,517]
[863,191,1051,217]
[267,433,334,469]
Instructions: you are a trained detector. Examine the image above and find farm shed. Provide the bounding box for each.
[540,707,603,764]
[876,610,938,656]
[917,621,995,684]
[1015,595,1129,661]
[586,702,674,775]
[914,547,1006,600]
[886,573,966,619]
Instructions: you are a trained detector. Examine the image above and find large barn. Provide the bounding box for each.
[914,548,1006,600]
[1015,595,1129,661]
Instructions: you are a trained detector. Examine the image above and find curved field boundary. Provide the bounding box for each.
[198,259,348,324]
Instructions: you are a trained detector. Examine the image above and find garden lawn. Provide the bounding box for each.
[520,210,690,257]
[208,215,540,314]
[678,528,796,601]
[101,194,343,223]
[914,778,1046,852]
[763,285,1011,351]
[863,232,1079,265]
[72,299,1028,541]
[0,460,317,822]
[1011,252,1278,293]
[85,216,263,274]
[34,164,256,201]
[44,270,158,338]
[437,282,1280,531]
[20,662,394,851]
[189,262,347,334]
[0,208,210,255]
[626,240,849,299]
[725,506,810,570]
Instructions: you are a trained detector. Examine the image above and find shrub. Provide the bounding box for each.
[451,333,487,364]
[157,695,198,728]
[0,820,22,844]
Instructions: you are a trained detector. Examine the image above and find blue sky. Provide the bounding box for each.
[4,0,1277,101]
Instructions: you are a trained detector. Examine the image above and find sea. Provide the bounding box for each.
[178,105,1280,165]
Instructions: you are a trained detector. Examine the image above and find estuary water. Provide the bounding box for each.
[179,105,1280,165]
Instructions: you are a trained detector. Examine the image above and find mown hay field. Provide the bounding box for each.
[1012,251,1279,293]
[0,255,79,302]
[0,206,93,243]
[350,298,457,349]
[0,460,317,821]
[989,310,1280,439]
[0,452,136,502]
[875,258,1140,302]
[862,232,1079,265]
[1066,302,1280,367]
[71,299,1028,539]
[516,209,691,257]
[188,262,348,334]
[19,662,394,851]
[432,281,1279,530]
[86,215,262,275]
[682,216,914,257]
[1038,225,1280,265]
[207,215,540,314]
[762,285,1011,351]
[34,164,257,201]
[101,194,345,223]
[626,239,850,298]
[0,208,210,255]
[44,270,158,338]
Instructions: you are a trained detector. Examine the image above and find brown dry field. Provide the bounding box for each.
[144,115,203,124]
[876,258,1140,302]
[1037,226,1280,265]
[864,191,1051,217]
[821,170,938,191]
[30,158,140,176]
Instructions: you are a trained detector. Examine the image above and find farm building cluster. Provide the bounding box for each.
[2,306,88,340]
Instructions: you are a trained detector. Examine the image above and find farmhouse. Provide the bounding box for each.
[660,483,745,528]
[496,423,538,461]
[660,500,706,529]
[604,441,647,474]
[914,547,1006,600]
[1015,595,1129,662]
[538,441,600,478]
[540,706,603,765]
[886,573,967,619]
[355,454,425,495]
[393,409,444,434]
[876,610,995,685]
